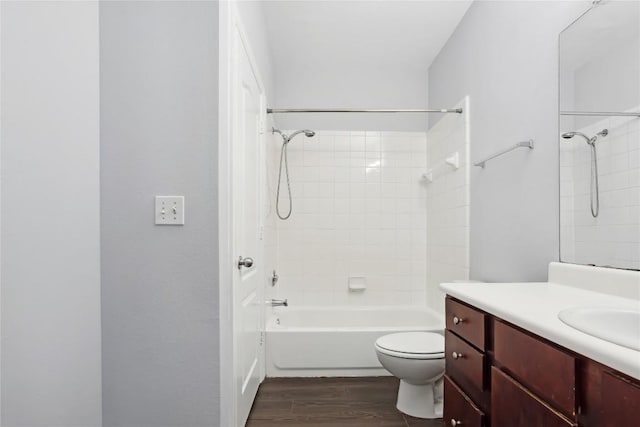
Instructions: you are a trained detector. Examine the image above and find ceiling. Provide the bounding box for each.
[261,0,473,74]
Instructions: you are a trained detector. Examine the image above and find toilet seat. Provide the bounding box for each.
[375,332,444,360]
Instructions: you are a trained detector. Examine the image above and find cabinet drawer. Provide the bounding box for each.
[444,375,484,427]
[446,297,487,350]
[493,319,576,418]
[491,367,577,427]
[601,372,640,426]
[445,329,486,405]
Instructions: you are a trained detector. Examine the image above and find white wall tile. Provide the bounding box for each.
[426,99,470,316]
[273,130,429,306]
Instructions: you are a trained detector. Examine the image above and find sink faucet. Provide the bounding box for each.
[268,299,288,307]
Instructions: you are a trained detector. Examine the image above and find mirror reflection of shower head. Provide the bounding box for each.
[561,129,608,146]
[561,129,608,218]
[272,127,316,220]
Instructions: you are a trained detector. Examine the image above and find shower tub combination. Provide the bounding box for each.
[266,306,444,377]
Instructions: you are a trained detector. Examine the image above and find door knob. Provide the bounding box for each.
[237,256,254,270]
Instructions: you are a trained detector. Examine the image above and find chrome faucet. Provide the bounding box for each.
[268,299,288,307]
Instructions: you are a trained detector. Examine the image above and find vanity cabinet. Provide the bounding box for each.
[444,296,640,427]
[600,372,640,426]
[493,319,577,419]
[444,375,485,427]
[491,367,575,427]
[444,298,489,426]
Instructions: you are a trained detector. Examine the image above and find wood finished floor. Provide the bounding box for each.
[246,377,442,427]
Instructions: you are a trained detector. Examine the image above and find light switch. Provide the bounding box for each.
[155,196,185,225]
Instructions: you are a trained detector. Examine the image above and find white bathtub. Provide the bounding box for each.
[266,306,444,377]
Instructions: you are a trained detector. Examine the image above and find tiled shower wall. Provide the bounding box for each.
[425,98,470,315]
[270,131,429,306]
[560,110,640,269]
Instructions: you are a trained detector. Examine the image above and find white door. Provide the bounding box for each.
[231,23,265,427]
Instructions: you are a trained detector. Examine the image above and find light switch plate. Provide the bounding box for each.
[155,196,185,225]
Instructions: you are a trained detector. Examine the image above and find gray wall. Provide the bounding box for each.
[99,2,220,426]
[274,66,430,132]
[1,1,102,425]
[428,0,591,282]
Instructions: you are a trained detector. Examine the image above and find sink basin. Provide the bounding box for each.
[558,307,640,351]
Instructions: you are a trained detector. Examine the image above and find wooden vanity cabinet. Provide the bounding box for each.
[444,296,640,427]
[444,297,490,426]
[491,367,576,427]
[446,297,488,350]
[600,371,640,426]
[444,375,485,427]
[445,329,486,406]
[493,319,577,419]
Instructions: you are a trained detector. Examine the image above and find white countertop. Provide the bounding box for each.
[439,281,640,380]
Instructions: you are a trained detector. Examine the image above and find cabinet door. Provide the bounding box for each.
[601,372,640,427]
[491,367,576,427]
[493,319,576,418]
[444,375,484,427]
[446,297,487,351]
[445,329,486,406]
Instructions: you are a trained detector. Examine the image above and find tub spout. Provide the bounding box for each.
[268,299,288,307]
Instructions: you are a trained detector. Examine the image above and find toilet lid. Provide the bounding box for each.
[375,332,444,355]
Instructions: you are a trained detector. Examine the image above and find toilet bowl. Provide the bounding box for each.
[374,332,445,419]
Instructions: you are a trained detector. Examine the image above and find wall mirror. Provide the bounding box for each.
[559,0,640,270]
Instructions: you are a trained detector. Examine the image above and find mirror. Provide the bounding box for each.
[559,0,640,270]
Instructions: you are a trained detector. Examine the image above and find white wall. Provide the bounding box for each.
[272,131,429,306]
[426,98,470,315]
[0,1,102,425]
[100,2,220,426]
[428,0,591,282]
[273,67,430,132]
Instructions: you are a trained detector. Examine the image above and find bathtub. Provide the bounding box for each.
[266,306,444,377]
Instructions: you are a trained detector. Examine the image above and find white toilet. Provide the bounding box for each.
[374,331,445,419]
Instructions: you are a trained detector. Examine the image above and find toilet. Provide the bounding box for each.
[374,332,445,419]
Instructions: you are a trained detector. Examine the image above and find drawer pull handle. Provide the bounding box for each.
[452,351,465,360]
[453,316,465,325]
[450,419,462,426]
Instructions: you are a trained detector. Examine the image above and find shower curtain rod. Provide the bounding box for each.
[266,108,463,114]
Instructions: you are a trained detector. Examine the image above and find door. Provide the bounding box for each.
[231,22,265,427]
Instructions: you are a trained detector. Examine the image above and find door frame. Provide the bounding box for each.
[219,2,268,426]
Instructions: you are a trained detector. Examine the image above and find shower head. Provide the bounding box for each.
[561,131,590,141]
[288,129,316,140]
[561,129,608,146]
[272,128,315,143]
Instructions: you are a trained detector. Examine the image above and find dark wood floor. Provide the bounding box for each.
[246,377,443,427]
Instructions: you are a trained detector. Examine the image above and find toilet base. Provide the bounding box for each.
[396,380,443,419]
